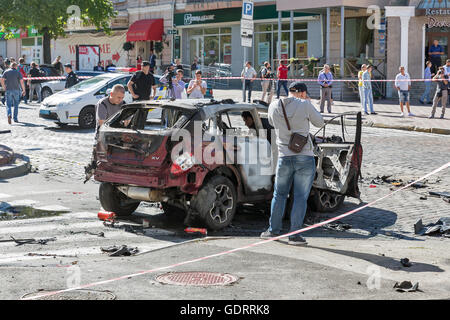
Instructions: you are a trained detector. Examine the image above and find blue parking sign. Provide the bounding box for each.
[242,1,254,19]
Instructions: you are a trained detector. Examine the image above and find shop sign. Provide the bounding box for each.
[425,9,450,16]
[183,13,215,25]
[427,16,450,28]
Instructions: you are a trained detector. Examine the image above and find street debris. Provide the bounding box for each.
[429,191,450,204]
[98,211,116,222]
[400,258,412,267]
[323,221,352,232]
[0,236,56,246]
[414,217,450,237]
[184,227,208,236]
[100,245,139,257]
[27,253,77,258]
[69,231,105,237]
[419,196,427,200]
[393,281,421,293]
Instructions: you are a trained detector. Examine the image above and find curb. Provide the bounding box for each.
[0,145,14,166]
[326,119,450,135]
[0,154,31,179]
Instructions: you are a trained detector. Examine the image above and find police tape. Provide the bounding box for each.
[21,160,450,300]
[22,76,92,81]
[20,76,446,82]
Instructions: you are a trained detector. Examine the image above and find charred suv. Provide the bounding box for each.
[91,99,363,230]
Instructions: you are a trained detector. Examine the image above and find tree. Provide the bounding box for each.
[0,0,116,64]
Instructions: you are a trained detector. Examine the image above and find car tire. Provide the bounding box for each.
[311,189,344,213]
[41,87,52,100]
[191,176,237,230]
[99,183,140,217]
[78,106,96,129]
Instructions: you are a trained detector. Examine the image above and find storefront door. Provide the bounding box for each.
[189,36,204,66]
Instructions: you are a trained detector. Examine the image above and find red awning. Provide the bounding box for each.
[126,19,164,42]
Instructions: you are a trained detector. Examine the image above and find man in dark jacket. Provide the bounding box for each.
[64,64,79,89]
[28,62,43,103]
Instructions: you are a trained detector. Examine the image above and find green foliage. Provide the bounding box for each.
[0,0,116,39]
[154,41,163,57]
[123,41,134,51]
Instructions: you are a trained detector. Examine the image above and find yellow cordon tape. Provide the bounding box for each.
[22,161,450,300]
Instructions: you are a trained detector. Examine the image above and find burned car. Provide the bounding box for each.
[90,99,362,230]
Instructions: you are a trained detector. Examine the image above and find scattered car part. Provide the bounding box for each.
[69,231,105,237]
[100,245,139,256]
[414,217,450,236]
[400,258,412,267]
[184,227,208,236]
[97,210,116,221]
[394,281,420,293]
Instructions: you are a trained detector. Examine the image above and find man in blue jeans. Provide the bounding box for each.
[0,62,26,124]
[261,82,324,245]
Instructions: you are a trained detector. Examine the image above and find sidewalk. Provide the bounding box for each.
[213,89,450,135]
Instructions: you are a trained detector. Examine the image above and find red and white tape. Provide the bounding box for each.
[21,75,445,82]
[21,161,450,300]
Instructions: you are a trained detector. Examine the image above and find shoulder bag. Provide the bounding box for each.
[280,98,308,153]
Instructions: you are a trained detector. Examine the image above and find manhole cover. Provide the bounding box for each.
[156,272,239,286]
[21,289,116,300]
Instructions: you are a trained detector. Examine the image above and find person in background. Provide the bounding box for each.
[420,61,434,105]
[127,61,156,101]
[64,64,79,89]
[276,60,289,99]
[175,59,183,70]
[394,66,414,117]
[96,84,126,130]
[93,62,104,72]
[105,60,116,72]
[241,110,273,143]
[0,62,26,124]
[444,59,450,76]
[18,57,28,104]
[160,68,186,100]
[136,55,143,71]
[317,64,333,113]
[28,62,42,104]
[261,82,324,246]
[149,50,156,73]
[241,61,257,103]
[191,57,198,79]
[358,64,367,112]
[429,40,444,74]
[362,65,376,115]
[260,61,274,104]
[429,67,448,119]
[52,56,63,75]
[187,70,207,99]
[0,56,5,70]
[1,59,10,105]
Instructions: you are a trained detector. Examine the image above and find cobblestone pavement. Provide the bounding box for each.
[0,101,449,240]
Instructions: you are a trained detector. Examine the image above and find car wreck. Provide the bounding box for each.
[89,99,362,230]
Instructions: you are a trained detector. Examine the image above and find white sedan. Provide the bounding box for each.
[39,73,168,128]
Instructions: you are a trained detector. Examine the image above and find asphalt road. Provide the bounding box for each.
[0,101,449,300]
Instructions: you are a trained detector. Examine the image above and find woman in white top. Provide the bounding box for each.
[187,70,207,99]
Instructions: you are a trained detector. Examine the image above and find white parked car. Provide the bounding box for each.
[39,73,172,128]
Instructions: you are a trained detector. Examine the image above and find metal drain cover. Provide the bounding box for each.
[156,272,239,286]
[21,289,116,300]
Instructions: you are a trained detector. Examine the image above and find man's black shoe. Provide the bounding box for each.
[288,235,308,246]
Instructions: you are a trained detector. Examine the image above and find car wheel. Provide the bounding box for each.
[311,189,344,212]
[78,106,96,129]
[99,183,140,217]
[191,176,237,230]
[41,87,52,100]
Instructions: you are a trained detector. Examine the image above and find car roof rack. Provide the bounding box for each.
[194,99,236,108]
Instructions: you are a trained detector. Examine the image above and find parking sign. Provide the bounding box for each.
[242,0,254,20]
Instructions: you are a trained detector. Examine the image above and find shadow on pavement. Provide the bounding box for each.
[307,245,444,273]
[44,126,94,134]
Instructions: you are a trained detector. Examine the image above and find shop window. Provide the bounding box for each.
[22,38,34,46]
[254,32,272,67]
[256,24,272,32]
[220,27,231,34]
[37,37,42,46]
[204,35,219,66]
[205,28,220,35]
[220,35,232,66]
[345,17,373,58]
[188,29,203,36]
